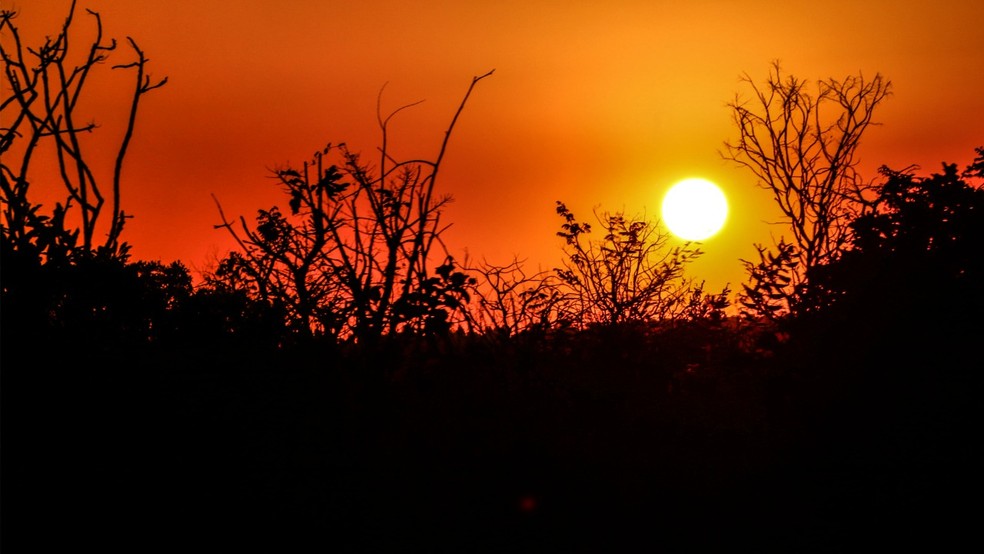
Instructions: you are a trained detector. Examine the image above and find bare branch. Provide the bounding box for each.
[212,72,493,341]
[1,1,166,260]
[722,62,892,317]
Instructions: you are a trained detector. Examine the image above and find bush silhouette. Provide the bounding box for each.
[800,148,984,346]
[212,72,493,344]
[552,201,729,326]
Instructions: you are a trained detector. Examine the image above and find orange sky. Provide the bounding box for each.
[7,0,984,296]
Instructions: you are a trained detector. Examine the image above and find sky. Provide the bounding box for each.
[6,0,984,297]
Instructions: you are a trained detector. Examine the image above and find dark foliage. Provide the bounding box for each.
[803,153,984,323]
[761,149,984,550]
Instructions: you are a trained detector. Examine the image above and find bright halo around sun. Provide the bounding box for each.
[661,178,728,241]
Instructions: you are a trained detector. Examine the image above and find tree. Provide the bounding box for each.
[801,147,984,327]
[213,71,493,343]
[461,256,567,338]
[0,0,167,263]
[1,1,169,356]
[752,150,984,544]
[722,62,891,317]
[552,201,728,326]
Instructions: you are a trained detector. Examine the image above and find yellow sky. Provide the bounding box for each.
[7,0,984,296]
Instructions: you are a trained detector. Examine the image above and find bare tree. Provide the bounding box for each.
[0,0,167,260]
[461,256,567,337]
[552,202,723,326]
[722,61,891,316]
[214,71,493,342]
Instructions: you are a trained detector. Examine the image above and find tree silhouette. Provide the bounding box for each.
[461,256,567,338]
[800,147,984,330]
[213,71,493,343]
[552,201,727,326]
[0,0,166,262]
[723,62,891,318]
[1,0,170,354]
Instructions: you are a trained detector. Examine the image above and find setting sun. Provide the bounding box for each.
[661,178,728,241]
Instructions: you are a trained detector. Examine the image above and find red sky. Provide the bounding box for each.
[7,0,984,296]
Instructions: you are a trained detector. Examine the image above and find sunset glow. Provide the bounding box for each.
[6,0,984,294]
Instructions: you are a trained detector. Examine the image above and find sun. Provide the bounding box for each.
[661,178,728,241]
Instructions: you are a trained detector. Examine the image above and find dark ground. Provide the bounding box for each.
[3,330,978,553]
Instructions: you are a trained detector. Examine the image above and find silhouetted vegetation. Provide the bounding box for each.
[0,0,166,262]
[460,256,564,338]
[212,72,492,344]
[3,4,982,551]
[551,201,731,326]
[724,62,893,318]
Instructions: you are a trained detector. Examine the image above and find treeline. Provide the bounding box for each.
[3,155,981,550]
